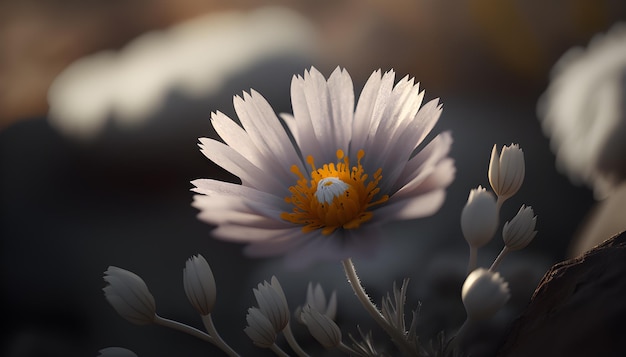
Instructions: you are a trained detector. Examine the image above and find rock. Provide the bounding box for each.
[497,231,626,357]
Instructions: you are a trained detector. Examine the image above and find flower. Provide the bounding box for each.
[489,143,525,202]
[300,304,342,349]
[244,307,278,348]
[538,23,626,199]
[503,205,537,251]
[103,266,156,325]
[460,186,498,248]
[462,268,510,321]
[192,67,455,267]
[183,254,216,315]
[295,282,337,323]
[306,282,337,319]
[97,347,138,357]
[252,276,290,332]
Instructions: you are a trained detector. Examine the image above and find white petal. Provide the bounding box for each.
[211,111,266,169]
[350,69,383,154]
[244,229,312,256]
[290,72,324,164]
[198,138,284,194]
[191,178,284,206]
[352,70,397,156]
[325,67,354,154]
[391,131,453,195]
[192,195,287,228]
[212,224,298,242]
[364,79,428,192]
[375,189,446,221]
[233,90,304,184]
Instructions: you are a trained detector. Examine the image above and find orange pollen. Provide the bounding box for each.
[280,149,389,235]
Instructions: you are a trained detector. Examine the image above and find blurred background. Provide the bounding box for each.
[1,0,625,356]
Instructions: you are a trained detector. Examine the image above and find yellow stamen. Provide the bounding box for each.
[280,149,389,235]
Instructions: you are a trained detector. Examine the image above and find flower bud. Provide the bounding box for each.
[462,268,510,320]
[461,186,498,248]
[300,304,342,349]
[296,282,337,323]
[97,347,138,357]
[253,276,290,332]
[103,266,156,325]
[183,254,216,315]
[503,205,537,251]
[489,143,525,201]
[244,307,277,348]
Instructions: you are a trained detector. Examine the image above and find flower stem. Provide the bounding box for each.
[283,322,309,357]
[270,343,291,357]
[489,246,510,272]
[467,245,478,275]
[341,258,416,356]
[496,196,505,212]
[451,317,470,350]
[338,341,359,355]
[153,314,213,343]
[201,314,241,357]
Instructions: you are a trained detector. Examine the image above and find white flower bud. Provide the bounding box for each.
[462,268,510,321]
[183,254,216,315]
[300,304,342,349]
[103,266,156,325]
[461,186,498,248]
[503,205,537,251]
[489,144,525,201]
[296,282,337,323]
[97,347,138,357]
[253,276,289,332]
[244,307,277,348]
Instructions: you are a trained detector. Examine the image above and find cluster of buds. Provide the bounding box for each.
[245,278,348,353]
[459,143,538,325]
[244,277,290,348]
[102,253,348,356]
[102,255,239,357]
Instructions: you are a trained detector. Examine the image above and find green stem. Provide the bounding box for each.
[338,341,359,355]
[270,343,291,357]
[153,314,213,343]
[467,245,478,275]
[341,258,416,356]
[496,196,505,212]
[489,246,510,272]
[452,317,473,351]
[201,314,241,357]
[283,322,309,357]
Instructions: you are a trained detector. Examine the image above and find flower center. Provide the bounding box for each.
[280,149,389,235]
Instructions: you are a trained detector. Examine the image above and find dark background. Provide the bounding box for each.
[2,1,624,356]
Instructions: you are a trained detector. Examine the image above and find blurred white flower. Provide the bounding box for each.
[462,268,510,321]
[252,276,290,332]
[183,254,216,315]
[503,205,537,251]
[103,266,156,325]
[538,22,626,199]
[192,66,454,268]
[97,347,138,357]
[489,143,525,203]
[295,282,337,324]
[47,7,317,139]
[305,282,337,320]
[461,186,498,248]
[300,304,342,349]
[244,307,277,348]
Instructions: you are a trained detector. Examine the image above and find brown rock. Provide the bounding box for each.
[497,231,626,357]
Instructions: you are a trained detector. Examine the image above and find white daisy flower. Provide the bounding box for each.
[192,67,455,267]
[538,23,626,199]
